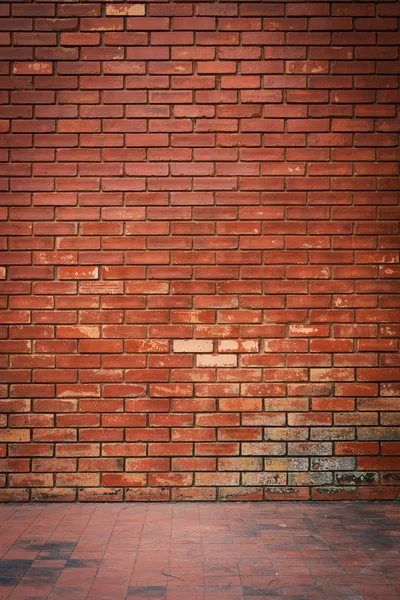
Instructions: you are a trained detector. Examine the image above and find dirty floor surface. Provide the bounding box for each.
[0,502,399,599]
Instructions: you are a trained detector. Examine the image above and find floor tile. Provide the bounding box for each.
[0,502,399,599]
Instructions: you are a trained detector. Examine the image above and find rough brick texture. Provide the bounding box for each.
[0,0,399,503]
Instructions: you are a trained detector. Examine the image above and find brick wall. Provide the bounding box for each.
[1,0,399,502]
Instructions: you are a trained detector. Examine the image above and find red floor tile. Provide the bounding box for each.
[0,503,399,599]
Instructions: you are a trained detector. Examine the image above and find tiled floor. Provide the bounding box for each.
[0,503,399,600]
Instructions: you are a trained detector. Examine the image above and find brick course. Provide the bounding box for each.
[0,0,399,502]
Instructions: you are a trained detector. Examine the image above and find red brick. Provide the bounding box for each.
[9,443,53,457]
[102,473,146,487]
[172,487,216,501]
[9,474,54,487]
[335,442,379,456]
[56,443,99,457]
[56,473,100,487]
[126,458,169,472]
[358,487,400,500]
[358,458,400,471]
[32,459,76,472]
[78,488,123,502]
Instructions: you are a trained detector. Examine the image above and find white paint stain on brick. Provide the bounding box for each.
[218,339,259,353]
[197,354,237,368]
[106,4,145,16]
[173,340,213,353]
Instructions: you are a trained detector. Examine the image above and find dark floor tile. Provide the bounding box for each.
[0,559,33,586]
